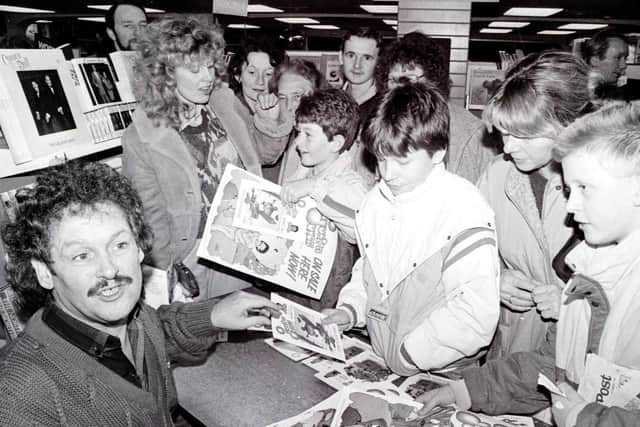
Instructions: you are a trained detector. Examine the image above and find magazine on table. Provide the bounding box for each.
[197,164,337,299]
[271,293,345,361]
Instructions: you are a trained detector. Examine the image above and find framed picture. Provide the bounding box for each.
[466,62,504,110]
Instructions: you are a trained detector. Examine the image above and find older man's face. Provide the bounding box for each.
[108,4,147,51]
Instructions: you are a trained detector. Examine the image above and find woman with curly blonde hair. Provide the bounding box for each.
[122,17,261,299]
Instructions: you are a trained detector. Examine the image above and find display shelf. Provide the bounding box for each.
[0,137,121,178]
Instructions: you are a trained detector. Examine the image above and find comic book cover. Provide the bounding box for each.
[266,382,422,427]
[264,338,314,362]
[197,165,337,299]
[303,336,372,372]
[271,293,345,361]
[315,349,399,390]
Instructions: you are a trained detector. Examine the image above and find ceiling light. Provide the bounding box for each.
[145,8,165,13]
[275,17,319,24]
[304,25,340,30]
[480,28,513,34]
[247,4,283,13]
[87,5,111,10]
[558,23,608,30]
[505,7,563,17]
[360,5,398,14]
[489,21,530,28]
[78,17,106,23]
[0,5,54,13]
[383,19,397,26]
[228,24,261,29]
[538,30,575,35]
[36,19,53,23]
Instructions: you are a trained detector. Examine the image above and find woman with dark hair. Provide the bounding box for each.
[122,17,261,299]
[227,35,290,181]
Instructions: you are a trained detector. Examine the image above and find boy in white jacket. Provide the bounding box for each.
[323,83,500,375]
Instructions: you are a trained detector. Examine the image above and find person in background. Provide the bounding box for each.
[105,1,148,51]
[477,51,593,358]
[280,88,368,309]
[0,161,278,425]
[323,82,500,376]
[582,29,640,101]
[122,17,262,299]
[418,101,640,427]
[340,27,383,181]
[227,35,289,182]
[375,31,496,184]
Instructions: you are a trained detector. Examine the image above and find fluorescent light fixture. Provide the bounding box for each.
[228,24,261,29]
[36,19,53,23]
[505,7,563,17]
[489,21,529,28]
[383,19,397,25]
[275,17,319,24]
[88,5,164,12]
[360,5,398,14]
[0,5,54,13]
[247,4,283,13]
[304,24,340,30]
[480,28,512,34]
[538,30,575,35]
[558,23,608,30]
[392,25,397,30]
[78,17,106,23]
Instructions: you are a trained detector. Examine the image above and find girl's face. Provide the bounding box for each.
[499,129,555,173]
[239,51,274,106]
[277,72,314,115]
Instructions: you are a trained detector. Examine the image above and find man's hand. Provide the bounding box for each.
[416,385,457,416]
[321,308,352,332]
[210,291,281,330]
[254,93,280,122]
[551,383,586,427]
[501,269,536,312]
[532,284,562,320]
[281,179,315,204]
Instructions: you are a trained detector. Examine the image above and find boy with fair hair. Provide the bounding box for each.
[323,82,500,376]
[280,88,368,309]
[418,101,640,427]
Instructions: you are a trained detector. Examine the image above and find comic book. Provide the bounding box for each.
[314,348,400,390]
[197,165,337,299]
[271,293,345,361]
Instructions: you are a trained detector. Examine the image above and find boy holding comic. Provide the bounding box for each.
[418,102,640,427]
[323,82,501,376]
[279,88,368,309]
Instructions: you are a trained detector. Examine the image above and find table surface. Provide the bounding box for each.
[173,331,334,427]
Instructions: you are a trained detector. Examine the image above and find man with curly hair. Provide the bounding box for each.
[0,161,278,425]
[122,17,264,299]
[375,31,496,184]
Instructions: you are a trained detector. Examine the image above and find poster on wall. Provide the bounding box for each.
[197,164,338,299]
[466,62,504,110]
[286,50,344,88]
[0,49,91,166]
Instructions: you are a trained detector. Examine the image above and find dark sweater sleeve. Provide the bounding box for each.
[462,324,557,415]
[577,403,640,427]
[156,299,221,365]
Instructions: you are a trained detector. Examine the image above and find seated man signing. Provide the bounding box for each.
[323,83,500,376]
[0,161,278,425]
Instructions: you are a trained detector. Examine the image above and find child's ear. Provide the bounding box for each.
[329,135,346,153]
[431,149,446,165]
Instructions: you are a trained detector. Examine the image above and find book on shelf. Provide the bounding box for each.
[0,49,93,165]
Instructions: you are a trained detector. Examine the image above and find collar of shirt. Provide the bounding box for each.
[342,80,377,105]
[43,303,144,388]
[377,162,446,204]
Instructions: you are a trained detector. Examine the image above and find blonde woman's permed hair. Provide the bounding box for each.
[133,17,227,128]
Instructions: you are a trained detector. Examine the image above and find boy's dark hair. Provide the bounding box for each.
[271,58,326,93]
[581,29,630,63]
[227,34,285,94]
[340,27,382,52]
[105,1,147,31]
[376,31,450,97]
[296,88,360,153]
[1,161,152,320]
[362,82,449,158]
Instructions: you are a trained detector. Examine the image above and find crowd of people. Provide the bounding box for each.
[0,2,639,426]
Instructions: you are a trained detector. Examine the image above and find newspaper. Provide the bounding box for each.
[578,353,640,410]
[197,165,337,299]
[271,293,345,361]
